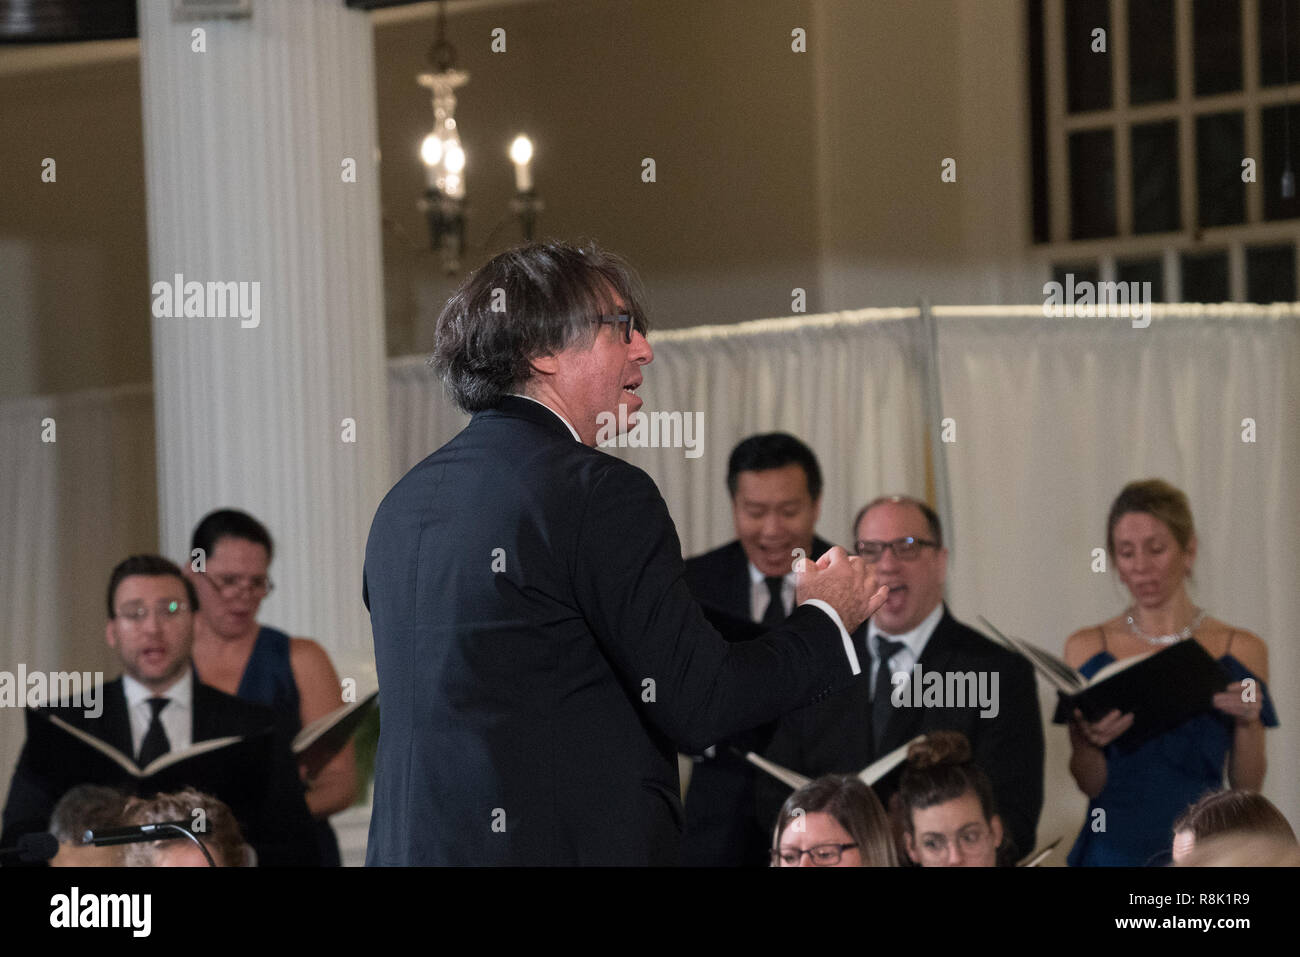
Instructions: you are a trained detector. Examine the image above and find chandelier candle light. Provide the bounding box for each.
[509,133,542,243]
[416,0,542,272]
[417,50,469,272]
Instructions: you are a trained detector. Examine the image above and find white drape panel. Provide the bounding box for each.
[935,304,1300,854]
[0,385,158,792]
[386,309,932,557]
[602,310,931,556]
[387,356,469,480]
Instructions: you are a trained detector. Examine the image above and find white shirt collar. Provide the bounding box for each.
[867,601,945,662]
[747,561,796,586]
[122,668,193,711]
[508,393,582,443]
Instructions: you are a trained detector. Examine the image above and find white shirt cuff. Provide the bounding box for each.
[799,599,861,676]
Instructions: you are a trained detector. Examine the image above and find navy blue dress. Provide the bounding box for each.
[1067,647,1278,867]
[237,626,343,867]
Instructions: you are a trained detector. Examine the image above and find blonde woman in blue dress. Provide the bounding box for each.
[1064,479,1276,866]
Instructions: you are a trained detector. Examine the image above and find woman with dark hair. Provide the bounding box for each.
[1064,479,1278,866]
[187,508,355,866]
[1171,789,1296,865]
[897,731,1005,867]
[770,775,898,867]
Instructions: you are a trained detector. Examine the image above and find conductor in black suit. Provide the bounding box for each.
[362,241,889,866]
[681,432,836,867]
[0,555,319,865]
[757,496,1045,860]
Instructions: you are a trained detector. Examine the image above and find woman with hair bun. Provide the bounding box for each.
[897,731,1005,867]
[1064,479,1277,866]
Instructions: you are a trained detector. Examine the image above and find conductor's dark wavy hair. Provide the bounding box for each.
[430,240,650,413]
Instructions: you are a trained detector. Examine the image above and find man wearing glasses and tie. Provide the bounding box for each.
[0,554,319,865]
[757,495,1044,863]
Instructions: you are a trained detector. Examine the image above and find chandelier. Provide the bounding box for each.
[417,0,541,273]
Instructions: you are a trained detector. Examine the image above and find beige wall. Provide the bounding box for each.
[1,0,1041,394]
[376,0,826,354]
[0,54,151,398]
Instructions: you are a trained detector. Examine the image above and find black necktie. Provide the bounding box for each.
[872,637,905,752]
[761,576,787,627]
[138,697,171,767]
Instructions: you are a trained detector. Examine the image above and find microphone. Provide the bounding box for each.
[83,821,195,847]
[0,831,59,864]
[84,821,216,866]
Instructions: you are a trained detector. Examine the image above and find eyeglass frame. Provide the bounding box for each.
[914,823,996,858]
[769,842,860,867]
[114,599,192,624]
[200,572,275,597]
[596,314,640,344]
[854,537,940,563]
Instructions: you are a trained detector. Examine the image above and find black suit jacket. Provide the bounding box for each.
[756,607,1045,859]
[362,396,859,865]
[680,535,835,867]
[0,676,320,866]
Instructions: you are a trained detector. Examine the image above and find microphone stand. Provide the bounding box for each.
[84,820,217,867]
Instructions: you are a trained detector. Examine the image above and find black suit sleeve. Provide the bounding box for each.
[971,653,1044,860]
[0,738,59,863]
[244,714,323,867]
[573,463,857,755]
[752,707,806,841]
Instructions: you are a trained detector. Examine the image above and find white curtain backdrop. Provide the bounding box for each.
[389,309,932,558]
[935,303,1300,855]
[613,310,932,557]
[0,385,158,791]
[4,304,1296,864]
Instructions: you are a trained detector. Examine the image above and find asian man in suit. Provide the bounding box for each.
[362,241,890,866]
[756,496,1045,861]
[681,432,836,867]
[0,554,320,866]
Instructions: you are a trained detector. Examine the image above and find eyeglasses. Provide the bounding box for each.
[202,573,274,597]
[854,537,939,563]
[770,842,859,867]
[918,826,992,857]
[597,314,638,344]
[116,600,190,624]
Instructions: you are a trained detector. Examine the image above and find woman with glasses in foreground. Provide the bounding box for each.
[186,508,357,866]
[897,731,1005,867]
[770,775,898,867]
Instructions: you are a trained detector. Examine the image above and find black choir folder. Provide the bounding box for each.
[978,617,1228,753]
[24,709,273,817]
[26,690,378,798]
[294,690,378,779]
[1018,836,1061,868]
[740,734,925,795]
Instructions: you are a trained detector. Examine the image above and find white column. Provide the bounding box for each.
[137,0,389,682]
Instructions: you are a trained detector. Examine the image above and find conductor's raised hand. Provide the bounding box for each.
[795,546,889,634]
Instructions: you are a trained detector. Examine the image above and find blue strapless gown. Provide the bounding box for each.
[238,626,343,867]
[1067,653,1278,867]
